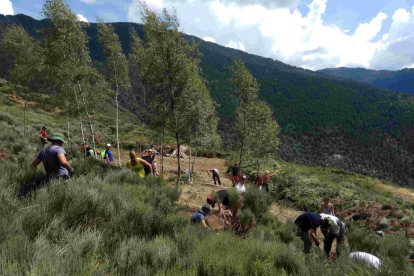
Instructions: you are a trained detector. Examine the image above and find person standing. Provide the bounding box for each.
[207,168,221,186]
[231,163,239,187]
[40,126,48,147]
[319,196,336,216]
[30,133,74,180]
[261,170,276,192]
[126,151,152,178]
[104,144,114,165]
[235,175,247,194]
[294,212,323,254]
[320,214,348,257]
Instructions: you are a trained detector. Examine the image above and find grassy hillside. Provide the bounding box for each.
[1,85,414,275]
[1,14,414,188]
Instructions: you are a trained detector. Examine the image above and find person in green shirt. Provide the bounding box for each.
[126,151,153,178]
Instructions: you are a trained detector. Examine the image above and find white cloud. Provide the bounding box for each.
[80,0,97,4]
[76,14,89,22]
[0,0,14,15]
[125,0,414,70]
[226,40,245,51]
[203,36,216,43]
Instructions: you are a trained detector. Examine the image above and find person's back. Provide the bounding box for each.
[37,145,68,179]
[190,212,205,223]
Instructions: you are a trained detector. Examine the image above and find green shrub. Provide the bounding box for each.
[243,186,273,220]
[275,219,297,244]
[239,207,255,226]
[273,249,304,275]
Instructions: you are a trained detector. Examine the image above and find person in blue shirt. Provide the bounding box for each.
[104,144,114,164]
[294,212,324,254]
[190,204,211,228]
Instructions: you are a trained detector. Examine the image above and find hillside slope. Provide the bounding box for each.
[318,67,414,94]
[1,14,414,187]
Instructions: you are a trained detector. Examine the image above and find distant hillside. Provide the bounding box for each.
[1,14,414,187]
[318,67,414,94]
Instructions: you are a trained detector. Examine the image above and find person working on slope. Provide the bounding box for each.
[40,126,48,147]
[235,174,247,194]
[319,196,336,216]
[294,212,324,254]
[319,213,348,257]
[104,144,114,165]
[190,204,212,228]
[231,163,239,187]
[126,151,153,178]
[207,168,221,186]
[30,133,74,180]
[261,170,277,192]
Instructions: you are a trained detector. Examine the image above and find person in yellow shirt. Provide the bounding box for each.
[126,151,153,178]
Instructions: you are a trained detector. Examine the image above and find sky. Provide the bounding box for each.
[2,0,414,71]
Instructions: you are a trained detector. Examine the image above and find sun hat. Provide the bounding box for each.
[207,195,216,208]
[106,144,111,147]
[199,204,211,216]
[241,175,247,179]
[265,170,270,174]
[47,133,67,143]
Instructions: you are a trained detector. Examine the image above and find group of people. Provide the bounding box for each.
[33,129,386,268]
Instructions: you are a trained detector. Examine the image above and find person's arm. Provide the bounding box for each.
[201,219,209,228]
[319,204,323,214]
[57,153,71,171]
[126,162,130,168]
[331,204,336,217]
[310,229,319,244]
[105,153,109,163]
[30,158,41,169]
[140,159,153,174]
[207,169,210,176]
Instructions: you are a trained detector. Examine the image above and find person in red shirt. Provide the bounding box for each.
[261,170,276,192]
[40,126,48,147]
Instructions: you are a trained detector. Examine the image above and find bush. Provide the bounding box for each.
[243,186,273,220]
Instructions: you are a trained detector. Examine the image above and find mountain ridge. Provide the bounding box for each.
[1,13,414,187]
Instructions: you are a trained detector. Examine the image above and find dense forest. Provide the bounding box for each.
[318,67,414,95]
[1,13,414,187]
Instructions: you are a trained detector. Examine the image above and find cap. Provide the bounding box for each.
[106,144,111,147]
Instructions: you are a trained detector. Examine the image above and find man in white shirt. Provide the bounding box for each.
[320,213,348,257]
[235,175,247,194]
[207,168,221,186]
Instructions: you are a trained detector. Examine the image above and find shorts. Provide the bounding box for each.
[232,175,238,181]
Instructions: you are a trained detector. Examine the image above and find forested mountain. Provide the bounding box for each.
[318,67,414,94]
[1,14,414,187]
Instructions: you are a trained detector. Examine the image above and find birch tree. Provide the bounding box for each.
[98,20,131,166]
[1,25,42,138]
[41,0,100,155]
[230,59,280,174]
[130,2,219,184]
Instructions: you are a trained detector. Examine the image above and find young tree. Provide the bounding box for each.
[130,2,219,184]
[98,20,131,166]
[41,0,101,156]
[230,59,280,174]
[1,25,42,138]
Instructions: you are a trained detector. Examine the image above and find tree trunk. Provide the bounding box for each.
[114,67,121,166]
[78,81,97,159]
[115,87,121,166]
[23,96,27,139]
[238,111,246,172]
[74,87,85,144]
[176,133,180,186]
[188,147,191,183]
[66,99,70,142]
[161,116,165,180]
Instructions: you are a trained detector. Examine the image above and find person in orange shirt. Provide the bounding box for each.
[261,170,276,192]
[40,126,48,147]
